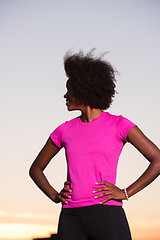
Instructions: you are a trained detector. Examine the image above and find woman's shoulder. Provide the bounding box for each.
[103,111,123,122]
[104,111,136,127]
[55,116,80,129]
[105,111,132,120]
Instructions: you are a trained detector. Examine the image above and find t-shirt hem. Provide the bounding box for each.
[124,124,137,143]
[49,137,61,149]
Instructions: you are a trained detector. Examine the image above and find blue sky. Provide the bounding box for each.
[0,1,160,239]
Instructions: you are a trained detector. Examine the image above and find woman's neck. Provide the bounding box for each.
[80,107,103,123]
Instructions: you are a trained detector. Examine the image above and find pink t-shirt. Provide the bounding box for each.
[50,112,136,208]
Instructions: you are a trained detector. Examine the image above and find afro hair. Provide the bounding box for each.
[64,49,117,110]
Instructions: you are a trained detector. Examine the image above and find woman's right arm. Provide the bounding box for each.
[29,138,71,204]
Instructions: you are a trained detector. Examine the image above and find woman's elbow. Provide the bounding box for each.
[29,163,37,179]
[29,164,34,179]
[151,155,160,176]
[155,160,160,175]
[29,161,44,179]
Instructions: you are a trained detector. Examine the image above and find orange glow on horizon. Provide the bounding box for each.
[0,222,159,240]
[0,223,57,240]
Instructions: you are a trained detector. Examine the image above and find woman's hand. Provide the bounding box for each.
[53,181,72,204]
[93,181,126,204]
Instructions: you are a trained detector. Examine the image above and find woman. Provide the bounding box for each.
[29,50,160,240]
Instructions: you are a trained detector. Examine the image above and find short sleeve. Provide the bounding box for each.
[50,123,65,149]
[117,115,137,144]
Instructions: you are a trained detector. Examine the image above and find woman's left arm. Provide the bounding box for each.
[93,126,160,203]
[124,126,160,198]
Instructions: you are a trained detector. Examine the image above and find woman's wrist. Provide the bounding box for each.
[51,191,61,203]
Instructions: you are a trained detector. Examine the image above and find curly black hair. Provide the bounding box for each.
[64,49,117,110]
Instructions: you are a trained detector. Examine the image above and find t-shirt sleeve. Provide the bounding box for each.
[117,115,137,144]
[50,123,65,149]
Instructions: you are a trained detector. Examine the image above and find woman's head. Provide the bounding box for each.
[64,49,117,111]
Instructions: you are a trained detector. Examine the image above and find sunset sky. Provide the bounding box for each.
[0,0,160,239]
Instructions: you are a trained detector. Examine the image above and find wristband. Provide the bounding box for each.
[124,188,129,201]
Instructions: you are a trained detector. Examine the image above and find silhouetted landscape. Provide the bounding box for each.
[33,233,58,240]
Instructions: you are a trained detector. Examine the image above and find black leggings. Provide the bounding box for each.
[58,204,132,240]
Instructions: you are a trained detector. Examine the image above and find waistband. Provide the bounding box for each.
[60,204,122,216]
